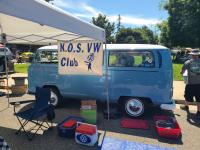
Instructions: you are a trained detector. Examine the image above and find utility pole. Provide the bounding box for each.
[117,14,121,33]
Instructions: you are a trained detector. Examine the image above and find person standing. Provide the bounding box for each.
[180,49,200,119]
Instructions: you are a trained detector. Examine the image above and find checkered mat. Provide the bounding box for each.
[0,136,10,150]
[100,137,175,150]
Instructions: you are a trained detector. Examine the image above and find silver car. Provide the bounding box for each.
[0,46,14,74]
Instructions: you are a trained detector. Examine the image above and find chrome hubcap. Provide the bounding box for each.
[50,91,58,106]
[125,99,144,117]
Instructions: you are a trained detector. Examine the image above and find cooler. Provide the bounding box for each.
[153,115,181,139]
[57,116,84,138]
[75,122,98,146]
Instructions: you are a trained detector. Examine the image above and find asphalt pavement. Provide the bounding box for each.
[0,94,200,150]
[0,74,199,150]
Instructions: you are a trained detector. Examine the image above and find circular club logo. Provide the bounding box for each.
[77,134,91,144]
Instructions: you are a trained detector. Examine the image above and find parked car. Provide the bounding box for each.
[171,49,191,63]
[0,45,14,74]
[0,44,13,59]
[17,52,34,63]
[28,44,174,117]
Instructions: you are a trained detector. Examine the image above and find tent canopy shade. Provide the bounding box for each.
[0,0,105,44]
[0,0,108,119]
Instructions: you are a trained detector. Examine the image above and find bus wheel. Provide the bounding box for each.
[47,88,61,107]
[124,98,145,118]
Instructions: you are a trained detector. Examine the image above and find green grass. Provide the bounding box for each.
[109,55,142,66]
[109,55,117,66]
[134,56,143,65]
[14,63,30,73]
[173,63,183,81]
[14,62,183,81]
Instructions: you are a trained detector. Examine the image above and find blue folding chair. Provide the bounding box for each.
[10,87,55,141]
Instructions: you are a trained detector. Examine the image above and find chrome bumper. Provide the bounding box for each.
[160,101,176,110]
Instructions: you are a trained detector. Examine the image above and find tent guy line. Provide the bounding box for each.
[6,34,88,44]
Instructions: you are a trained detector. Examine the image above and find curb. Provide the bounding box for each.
[174,99,197,105]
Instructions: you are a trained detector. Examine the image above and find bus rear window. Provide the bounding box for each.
[109,51,155,68]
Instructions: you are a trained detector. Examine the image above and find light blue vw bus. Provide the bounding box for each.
[28,44,175,117]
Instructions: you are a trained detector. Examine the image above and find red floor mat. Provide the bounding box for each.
[120,118,149,130]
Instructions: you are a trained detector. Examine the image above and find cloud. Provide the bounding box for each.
[108,15,161,26]
[53,0,161,26]
[73,13,92,19]
[81,3,102,16]
[53,0,101,18]
[52,0,71,8]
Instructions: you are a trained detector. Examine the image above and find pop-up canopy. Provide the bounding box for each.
[0,0,110,119]
[0,0,110,118]
[0,0,105,44]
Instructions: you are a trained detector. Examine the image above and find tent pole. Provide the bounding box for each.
[105,42,110,120]
[0,30,10,107]
[3,43,10,107]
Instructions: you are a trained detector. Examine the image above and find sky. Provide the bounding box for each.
[52,0,168,28]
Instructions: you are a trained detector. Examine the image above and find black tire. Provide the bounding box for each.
[123,97,145,118]
[0,64,4,72]
[0,57,6,72]
[46,87,62,107]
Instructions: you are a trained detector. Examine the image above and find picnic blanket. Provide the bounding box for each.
[0,136,10,150]
[100,137,175,150]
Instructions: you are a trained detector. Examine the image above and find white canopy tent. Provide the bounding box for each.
[0,0,110,119]
[0,0,105,44]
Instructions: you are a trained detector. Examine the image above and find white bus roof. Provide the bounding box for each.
[38,45,58,50]
[105,44,168,50]
[38,44,168,51]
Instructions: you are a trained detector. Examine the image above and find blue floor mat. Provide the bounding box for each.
[100,137,175,150]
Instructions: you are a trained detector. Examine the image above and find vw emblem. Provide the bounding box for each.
[77,134,91,144]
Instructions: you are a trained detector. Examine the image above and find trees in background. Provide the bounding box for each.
[92,14,158,44]
[116,28,142,44]
[140,26,158,44]
[45,0,199,47]
[116,26,158,44]
[116,14,122,34]
[157,21,171,47]
[91,0,199,47]
[92,14,115,43]
[159,0,200,48]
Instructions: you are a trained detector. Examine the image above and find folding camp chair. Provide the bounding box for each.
[10,87,55,141]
